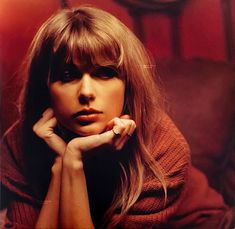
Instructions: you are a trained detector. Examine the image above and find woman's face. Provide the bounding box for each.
[49,64,125,136]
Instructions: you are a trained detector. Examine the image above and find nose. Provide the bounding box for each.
[78,73,95,105]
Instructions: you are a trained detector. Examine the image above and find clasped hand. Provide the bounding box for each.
[33,108,136,167]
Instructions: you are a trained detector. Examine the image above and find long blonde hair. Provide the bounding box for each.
[20,6,166,227]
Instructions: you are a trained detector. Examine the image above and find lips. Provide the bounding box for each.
[72,108,102,124]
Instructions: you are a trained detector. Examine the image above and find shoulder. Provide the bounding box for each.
[1,120,24,169]
[137,112,191,219]
[0,121,36,203]
[118,114,192,226]
[151,112,191,178]
[153,112,190,154]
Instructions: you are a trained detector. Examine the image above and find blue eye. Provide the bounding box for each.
[92,66,119,79]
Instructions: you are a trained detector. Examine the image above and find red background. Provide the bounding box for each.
[0,0,234,133]
[0,0,235,210]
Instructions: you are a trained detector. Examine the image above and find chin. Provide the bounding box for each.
[72,123,106,137]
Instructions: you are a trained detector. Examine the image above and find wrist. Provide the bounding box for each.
[51,157,62,176]
[63,151,84,174]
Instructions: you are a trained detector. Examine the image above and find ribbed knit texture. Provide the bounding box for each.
[115,114,191,228]
[0,115,233,228]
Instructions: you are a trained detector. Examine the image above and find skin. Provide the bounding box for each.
[49,68,126,136]
[33,68,136,228]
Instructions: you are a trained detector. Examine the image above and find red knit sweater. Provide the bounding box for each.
[0,114,233,228]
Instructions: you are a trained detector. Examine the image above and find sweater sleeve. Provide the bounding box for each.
[116,114,234,228]
[0,123,40,228]
[3,201,39,229]
[116,114,191,228]
[168,166,234,229]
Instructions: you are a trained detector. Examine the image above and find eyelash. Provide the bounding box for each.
[92,67,118,79]
[60,66,119,82]
[62,70,78,82]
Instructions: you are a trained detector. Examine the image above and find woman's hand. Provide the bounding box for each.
[106,114,136,151]
[32,108,66,156]
[33,108,66,229]
[33,108,136,229]
[60,115,136,229]
[64,115,136,162]
[33,108,136,166]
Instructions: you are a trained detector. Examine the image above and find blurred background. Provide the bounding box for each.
[0,0,234,212]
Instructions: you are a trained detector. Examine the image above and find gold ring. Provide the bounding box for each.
[112,126,121,135]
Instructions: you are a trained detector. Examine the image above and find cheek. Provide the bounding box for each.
[49,86,74,117]
[105,83,125,115]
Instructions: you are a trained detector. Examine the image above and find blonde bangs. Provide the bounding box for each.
[51,22,124,72]
[23,6,166,227]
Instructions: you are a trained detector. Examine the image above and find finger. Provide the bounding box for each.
[128,120,136,136]
[67,130,115,152]
[34,117,57,138]
[42,117,57,130]
[105,118,115,131]
[115,120,136,150]
[44,133,67,156]
[113,119,131,147]
[34,108,54,128]
[66,118,135,153]
[34,118,67,156]
[41,108,54,123]
[42,108,54,117]
[119,114,131,120]
[33,109,67,156]
[113,118,125,136]
[105,115,131,131]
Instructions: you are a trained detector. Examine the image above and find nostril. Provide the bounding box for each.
[79,95,88,104]
[79,94,94,104]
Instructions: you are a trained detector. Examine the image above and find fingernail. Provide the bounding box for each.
[43,108,53,116]
[112,126,121,135]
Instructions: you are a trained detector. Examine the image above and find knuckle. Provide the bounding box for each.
[32,125,37,133]
[67,138,82,151]
[132,121,137,128]
[119,125,125,131]
[33,125,52,139]
[126,120,132,127]
[33,126,42,137]
[43,132,54,139]
[113,117,119,123]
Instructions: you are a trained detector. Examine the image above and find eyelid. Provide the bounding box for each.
[55,64,120,83]
[92,66,119,76]
[59,67,81,82]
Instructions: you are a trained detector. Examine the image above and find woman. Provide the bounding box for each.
[0,6,233,229]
